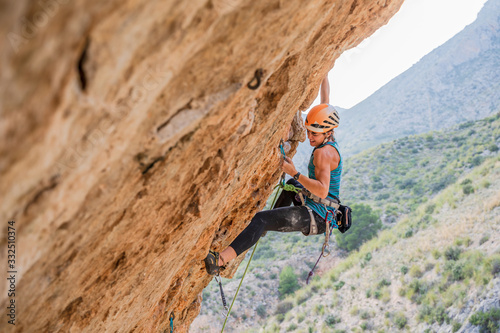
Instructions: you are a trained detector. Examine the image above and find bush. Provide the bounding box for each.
[488,144,499,152]
[378,278,391,288]
[275,300,293,315]
[375,193,390,200]
[433,305,449,325]
[419,304,432,323]
[425,203,436,214]
[334,281,345,290]
[445,246,462,261]
[447,261,470,281]
[286,323,297,332]
[394,312,407,329]
[325,315,339,327]
[399,179,416,190]
[486,255,500,276]
[256,304,267,318]
[360,311,371,320]
[431,174,456,193]
[471,156,484,166]
[480,235,490,245]
[469,308,500,333]
[462,184,475,195]
[407,279,429,304]
[295,289,310,305]
[452,321,462,332]
[335,203,382,252]
[409,265,423,278]
[254,243,276,260]
[460,179,472,185]
[401,266,409,275]
[278,266,299,299]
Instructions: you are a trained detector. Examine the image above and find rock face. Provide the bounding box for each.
[0,1,402,332]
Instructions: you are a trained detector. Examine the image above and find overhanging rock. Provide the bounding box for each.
[0,0,403,331]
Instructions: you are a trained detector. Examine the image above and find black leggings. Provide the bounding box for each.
[229,179,325,256]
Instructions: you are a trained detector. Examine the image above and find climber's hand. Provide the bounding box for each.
[282,157,297,176]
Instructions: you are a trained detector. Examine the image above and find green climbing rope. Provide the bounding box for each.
[221,176,297,332]
[220,237,260,333]
[220,142,302,332]
[282,183,300,193]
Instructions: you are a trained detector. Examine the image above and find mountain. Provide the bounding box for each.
[336,0,500,156]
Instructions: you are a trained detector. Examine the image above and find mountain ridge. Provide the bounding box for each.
[335,0,500,156]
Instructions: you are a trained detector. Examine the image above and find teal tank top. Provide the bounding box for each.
[305,140,342,223]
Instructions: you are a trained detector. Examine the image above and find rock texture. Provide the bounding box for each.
[0,0,402,332]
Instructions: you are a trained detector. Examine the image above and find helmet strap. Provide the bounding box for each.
[322,131,334,145]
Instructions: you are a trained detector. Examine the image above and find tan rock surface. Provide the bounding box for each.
[0,0,403,332]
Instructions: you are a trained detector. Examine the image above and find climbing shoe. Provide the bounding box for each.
[204,250,223,275]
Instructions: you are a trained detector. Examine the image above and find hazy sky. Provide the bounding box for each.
[325,0,488,109]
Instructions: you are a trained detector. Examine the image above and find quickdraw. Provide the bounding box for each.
[279,139,286,159]
[306,211,335,285]
[169,313,175,333]
[215,274,228,315]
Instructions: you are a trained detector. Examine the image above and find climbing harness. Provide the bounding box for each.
[169,313,175,333]
[247,68,263,90]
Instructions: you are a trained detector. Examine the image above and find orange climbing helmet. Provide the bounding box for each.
[305,104,340,133]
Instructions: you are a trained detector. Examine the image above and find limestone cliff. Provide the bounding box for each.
[0,0,402,332]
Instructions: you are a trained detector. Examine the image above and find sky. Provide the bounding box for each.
[322,0,488,109]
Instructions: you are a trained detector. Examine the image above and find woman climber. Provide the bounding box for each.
[204,76,342,275]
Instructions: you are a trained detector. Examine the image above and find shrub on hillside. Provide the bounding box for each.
[274,300,293,315]
[256,304,267,318]
[430,173,457,193]
[394,312,408,329]
[278,266,299,299]
[462,184,475,195]
[469,308,500,333]
[445,246,462,261]
[335,203,382,252]
[325,315,339,327]
[488,143,499,152]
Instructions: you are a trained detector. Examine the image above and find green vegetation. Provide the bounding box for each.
[279,266,300,299]
[335,203,382,251]
[342,112,500,219]
[394,312,408,329]
[469,308,500,333]
[256,304,267,318]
